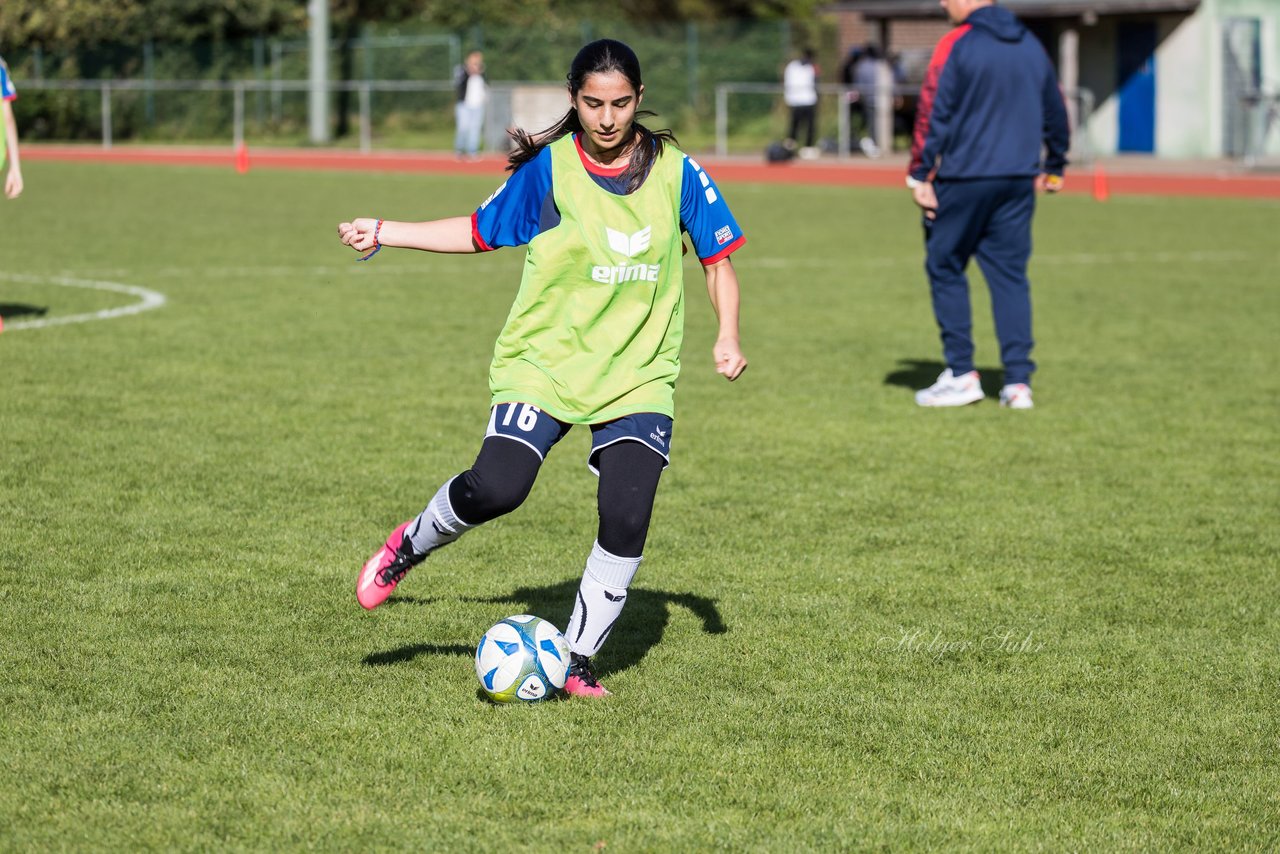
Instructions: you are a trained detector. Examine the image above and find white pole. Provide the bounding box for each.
[101,84,112,150]
[1059,27,1080,159]
[837,88,850,160]
[716,86,728,157]
[233,83,245,150]
[271,40,283,123]
[359,83,372,153]
[308,0,330,144]
[875,60,893,155]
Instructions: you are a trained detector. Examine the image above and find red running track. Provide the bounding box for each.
[23,143,1280,200]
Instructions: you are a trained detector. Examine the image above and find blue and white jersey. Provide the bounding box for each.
[0,57,16,102]
[471,133,746,265]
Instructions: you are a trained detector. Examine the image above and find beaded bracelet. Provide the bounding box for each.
[357,219,384,261]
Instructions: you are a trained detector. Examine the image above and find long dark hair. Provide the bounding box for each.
[507,39,677,194]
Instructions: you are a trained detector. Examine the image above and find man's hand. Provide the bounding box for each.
[911,180,938,220]
[1036,173,1064,193]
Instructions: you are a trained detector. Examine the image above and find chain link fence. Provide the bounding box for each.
[4,20,840,152]
[8,19,1113,163]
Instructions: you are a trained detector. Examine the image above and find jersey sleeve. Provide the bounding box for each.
[471,147,553,251]
[0,60,16,101]
[679,155,746,265]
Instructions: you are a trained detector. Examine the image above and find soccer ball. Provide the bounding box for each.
[475,615,572,703]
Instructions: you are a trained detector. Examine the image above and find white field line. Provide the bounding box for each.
[0,272,167,332]
[740,248,1274,270]
[9,247,1271,293]
[74,262,517,279]
[1038,249,1272,265]
[86,247,1278,279]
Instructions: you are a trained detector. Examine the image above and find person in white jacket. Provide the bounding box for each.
[782,48,819,158]
[453,50,488,159]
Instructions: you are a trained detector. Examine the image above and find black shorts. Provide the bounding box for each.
[484,403,672,475]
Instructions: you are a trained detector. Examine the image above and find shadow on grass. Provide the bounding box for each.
[884,358,1005,397]
[363,579,727,677]
[0,303,49,319]
[363,643,472,666]
[379,595,446,608]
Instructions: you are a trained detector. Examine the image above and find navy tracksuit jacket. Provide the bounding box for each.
[909,5,1070,385]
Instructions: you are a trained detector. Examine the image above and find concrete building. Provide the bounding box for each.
[826,0,1280,161]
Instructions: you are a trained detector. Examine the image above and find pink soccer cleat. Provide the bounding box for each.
[356,520,423,610]
[563,653,611,698]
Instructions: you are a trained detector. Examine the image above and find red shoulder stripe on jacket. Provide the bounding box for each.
[909,24,970,178]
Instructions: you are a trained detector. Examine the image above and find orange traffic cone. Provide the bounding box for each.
[1092,162,1109,202]
[235,143,250,174]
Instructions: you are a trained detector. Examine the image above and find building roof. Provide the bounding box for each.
[828,0,1201,19]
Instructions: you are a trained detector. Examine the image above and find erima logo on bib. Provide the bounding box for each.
[593,225,660,285]
[606,225,651,258]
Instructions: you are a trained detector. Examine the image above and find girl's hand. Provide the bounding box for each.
[714,337,748,381]
[4,169,22,200]
[338,218,379,253]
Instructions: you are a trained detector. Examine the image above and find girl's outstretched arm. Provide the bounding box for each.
[703,257,748,381]
[337,216,479,255]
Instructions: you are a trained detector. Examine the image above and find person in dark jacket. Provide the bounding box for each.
[907,0,1069,409]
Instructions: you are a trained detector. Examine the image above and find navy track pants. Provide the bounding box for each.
[923,177,1037,386]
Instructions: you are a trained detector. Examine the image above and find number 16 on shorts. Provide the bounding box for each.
[486,403,567,459]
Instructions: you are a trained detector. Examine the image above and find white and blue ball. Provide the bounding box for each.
[474,615,571,703]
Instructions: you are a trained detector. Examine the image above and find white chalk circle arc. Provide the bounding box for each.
[0,272,167,331]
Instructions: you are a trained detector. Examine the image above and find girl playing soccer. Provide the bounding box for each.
[337,39,747,697]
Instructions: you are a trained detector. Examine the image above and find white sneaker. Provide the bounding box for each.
[915,369,984,407]
[999,383,1034,409]
[859,137,881,158]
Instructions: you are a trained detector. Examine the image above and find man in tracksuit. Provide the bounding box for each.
[908,0,1069,409]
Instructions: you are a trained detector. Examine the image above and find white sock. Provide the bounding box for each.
[565,542,641,658]
[405,478,473,555]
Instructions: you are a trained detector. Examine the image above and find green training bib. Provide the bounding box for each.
[489,135,687,424]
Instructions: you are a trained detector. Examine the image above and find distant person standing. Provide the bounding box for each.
[782,48,819,159]
[839,47,862,147]
[908,0,1068,409]
[1,55,23,199]
[454,50,488,159]
[852,44,883,158]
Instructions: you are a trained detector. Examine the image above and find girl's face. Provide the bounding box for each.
[572,70,643,159]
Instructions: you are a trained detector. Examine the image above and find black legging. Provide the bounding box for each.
[447,436,664,558]
[788,104,816,148]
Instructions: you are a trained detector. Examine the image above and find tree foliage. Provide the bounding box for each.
[0,0,303,49]
[619,0,823,21]
[1,0,822,50]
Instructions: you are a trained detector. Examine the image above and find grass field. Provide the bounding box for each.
[1,161,1277,850]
